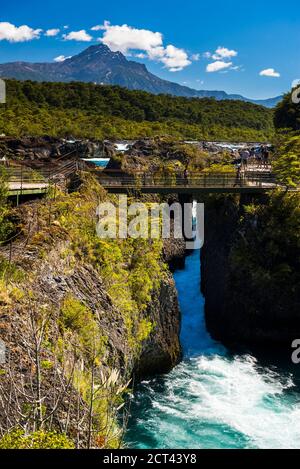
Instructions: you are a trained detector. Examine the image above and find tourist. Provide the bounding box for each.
[256,147,263,168]
[234,162,242,187]
[240,149,250,168]
[250,147,256,165]
[183,168,189,185]
[262,146,270,168]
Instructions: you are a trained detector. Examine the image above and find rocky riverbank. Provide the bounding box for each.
[0,135,117,166]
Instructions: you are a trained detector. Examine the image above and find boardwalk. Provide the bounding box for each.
[5,160,77,197]
[8,181,49,196]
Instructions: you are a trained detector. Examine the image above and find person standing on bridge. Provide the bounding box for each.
[183,168,189,186]
[234,162,242,187]
[262,146,270,168]
[255,147,262,168]
[240,149,250,168]
[250,147,256,165]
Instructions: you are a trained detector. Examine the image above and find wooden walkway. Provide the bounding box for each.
[8,181,49,196]
[5,160,78,198]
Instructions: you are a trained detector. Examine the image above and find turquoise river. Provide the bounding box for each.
[125,250,300,449]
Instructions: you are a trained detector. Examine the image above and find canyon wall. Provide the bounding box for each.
[201,192,300,346]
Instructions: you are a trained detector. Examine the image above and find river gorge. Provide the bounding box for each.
[1,134,300,450]
[126,249,300,449]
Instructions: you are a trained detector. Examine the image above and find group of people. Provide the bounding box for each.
[233,145,272,187]
[234,145,271,169]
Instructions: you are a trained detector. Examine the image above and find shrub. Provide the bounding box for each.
[0,429,74,449]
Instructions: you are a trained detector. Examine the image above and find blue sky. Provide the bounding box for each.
[0,0,299,98]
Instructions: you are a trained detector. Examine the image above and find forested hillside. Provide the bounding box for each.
[274,89,300,130]
[0,80,275,141]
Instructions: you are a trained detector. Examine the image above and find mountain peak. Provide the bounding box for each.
[0,45,282,107]
[75,43,113,57]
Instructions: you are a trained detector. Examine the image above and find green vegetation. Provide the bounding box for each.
[218,95,300,338]
[0,79,275,141]
[0,167,13,243]
[273,134,300,187]
[274,88,300,130]
[0,429,74,449]
[0,173,166,448]
[47,174,164,345]
[273,91,300,187]
[229,190,300,323]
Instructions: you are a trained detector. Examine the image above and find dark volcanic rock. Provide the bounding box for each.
[201,194,300,347]
[136,272,182,377]
[0,135,109,165]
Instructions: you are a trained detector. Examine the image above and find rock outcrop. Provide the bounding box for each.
[0,175,186,446]
[201,193,300,347]
[0,135,110,164]
[136,272,182,378]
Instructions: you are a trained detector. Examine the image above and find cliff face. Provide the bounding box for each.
[0,238,181,445]
[0,176,183,447]
[136,272,182,378]
[201,195,239,334]
[201,192,300,347]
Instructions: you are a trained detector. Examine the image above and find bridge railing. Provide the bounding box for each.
[4,167,51,183]
[97,170,278,189]
[5,159,83,184]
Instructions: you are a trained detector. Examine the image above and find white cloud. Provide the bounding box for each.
[230,65,244,72]
[149,44,191,72]
[206,61,233,72]
[259,68,280,78]
[54,55,72,62]
[212,46,237,60]
[99,21,162,54]
[191,53,200,61]
[0,21,42,42]
[98,21,191,71]
[135,53,147,59]
[45,28,60,37]
[63,30,92,42]
[91,25,106,31]
[203,51,211,59]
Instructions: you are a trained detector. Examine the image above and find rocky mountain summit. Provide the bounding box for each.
[0,44,281,107]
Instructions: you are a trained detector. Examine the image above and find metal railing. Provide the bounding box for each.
[4,159,83,200]
[97,170,279,190]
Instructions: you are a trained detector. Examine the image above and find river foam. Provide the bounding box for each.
[126,250,300,449]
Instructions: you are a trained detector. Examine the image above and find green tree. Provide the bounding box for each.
[274,89,300,130]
